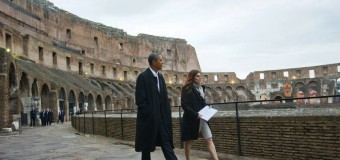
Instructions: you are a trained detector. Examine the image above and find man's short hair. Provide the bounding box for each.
[148,51,161,65]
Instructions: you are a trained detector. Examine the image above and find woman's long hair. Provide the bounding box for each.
[183,70,201,89]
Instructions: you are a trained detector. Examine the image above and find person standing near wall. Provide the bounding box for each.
[181,70,219,160]
[30,107,37,127]
[135,52,178,160]
[57,110,65,124]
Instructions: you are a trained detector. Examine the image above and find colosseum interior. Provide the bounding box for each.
[1,0,340,128]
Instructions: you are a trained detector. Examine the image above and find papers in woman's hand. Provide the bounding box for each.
[198,106,217,121]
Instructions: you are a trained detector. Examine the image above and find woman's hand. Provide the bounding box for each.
[197,114,203,119]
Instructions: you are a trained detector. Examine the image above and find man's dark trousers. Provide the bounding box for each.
[141,124,177,160]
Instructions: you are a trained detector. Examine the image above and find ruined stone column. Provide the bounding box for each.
[65,99,69,122]
[0,73,9,128]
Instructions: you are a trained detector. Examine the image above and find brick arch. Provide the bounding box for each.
[274,95,283,104]
[215,86,224,103]
[68,90,76,115]
[78,91,85,112]
[31,79,39,97]
[87,93,95,111]
[40,83,50,109]
[19,72,29,97]
[204,87,215,103]
[260,93,269,100]
[9,62,17,89]
[105,95,112,110]
[59,87,66,112]
[235,86,247,101]
[96,95,103,111]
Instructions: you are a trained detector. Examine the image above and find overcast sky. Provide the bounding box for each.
[48,0,340,79]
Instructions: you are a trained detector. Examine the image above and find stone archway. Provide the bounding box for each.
[19,72,29,97]
[96,95,103,111]
[225,86,233,102]
[235,86,247,101]
[87,93,94,111]
[8,63,19,115]
[105,95,112,110]
[18,72,30,125]
[9,63,17,94]
[274,96,282,104]
[78,92,85,112]
[68,90,76,115]
[31,79,39,97]
[41,84,50,110]
[59,88,66,113]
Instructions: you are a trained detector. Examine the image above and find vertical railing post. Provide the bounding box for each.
[18,118,22,135]
[120,109,124,140]
[83,111,86,134]
[178,106,183,148]
[105,110,108,137]
[78,114,80,132]
[92,111,95,134]
[235,101,242,156]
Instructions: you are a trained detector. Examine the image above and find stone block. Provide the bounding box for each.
[2,128,12,133]
[10,121,19,131]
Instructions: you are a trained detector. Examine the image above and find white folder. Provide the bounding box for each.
[198,105,218,121]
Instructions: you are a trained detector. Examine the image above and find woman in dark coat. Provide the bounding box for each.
[181,70,218,160]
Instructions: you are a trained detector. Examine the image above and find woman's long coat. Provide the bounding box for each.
[181,85,207,141]
[135,68,174,152]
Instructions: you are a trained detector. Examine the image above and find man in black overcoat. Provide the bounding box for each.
[135,52,177,160]
[30,107,37,127]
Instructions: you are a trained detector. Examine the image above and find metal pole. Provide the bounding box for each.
[18,118,22,135]
[104,110,107,137]
[179,106,183,148]
[120,109,124,140]
[235,101,242,156]
[83,111,86,134]
[78,114,80,132]
[92,111,94,134]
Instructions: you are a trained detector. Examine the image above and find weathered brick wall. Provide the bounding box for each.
[73,115,340,160]
[0,48,9,128]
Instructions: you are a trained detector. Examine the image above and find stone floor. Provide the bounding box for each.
[0,122,262,160]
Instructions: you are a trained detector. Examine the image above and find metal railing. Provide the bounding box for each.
[72,94,340,156]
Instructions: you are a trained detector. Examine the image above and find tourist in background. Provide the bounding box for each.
[47,109,53,126]
[57,110,65,124]
[39,109,45,126]
[181,70,219,160]
[135,52,178,160]
[30,107,37,127]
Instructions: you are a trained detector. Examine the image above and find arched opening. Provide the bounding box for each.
[41,84,50,110]
[205,87,214,103]
[308,81,318,105]
[31,79,39,97]
[274,96,282,104]
[19,72,29,97]
[9,63,17,94]
[88,93,94,111]
[96,95,103,110]
[105,95,112,110]
[8,63,19,116]
[215,87,224,103]
[235,86,247,101]
[68,90,76,115]
[59,88,66,113]
[78,92,85,112]
[336,78,340,103]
